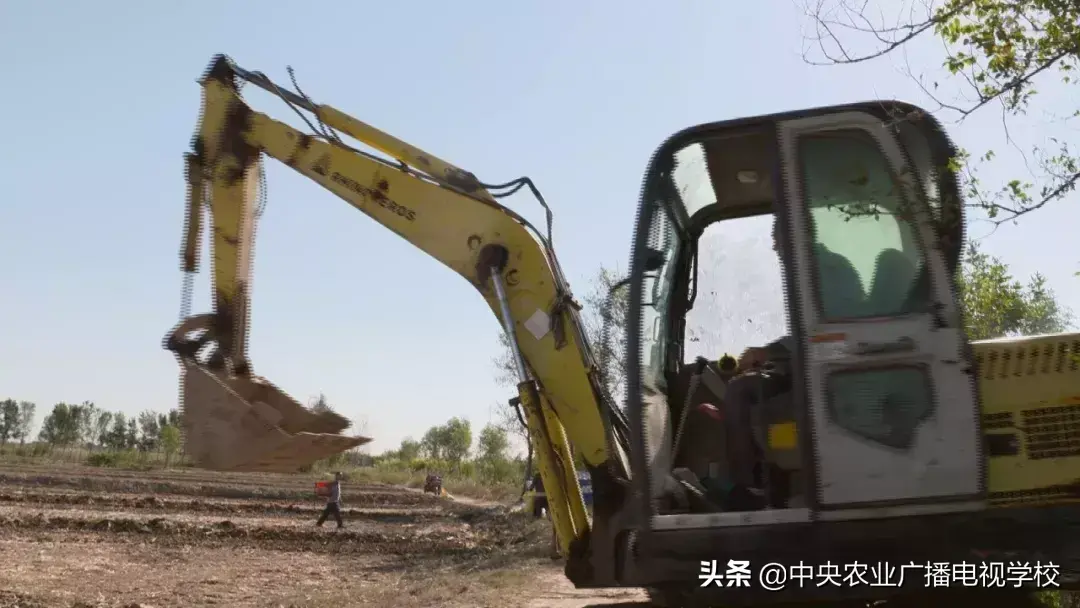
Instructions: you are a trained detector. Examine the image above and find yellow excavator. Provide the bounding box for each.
[167,54,1080,606]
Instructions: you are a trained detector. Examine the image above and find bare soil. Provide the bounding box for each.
[0,463,646,607]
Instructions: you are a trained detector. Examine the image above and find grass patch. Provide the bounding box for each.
[0,444,190,470]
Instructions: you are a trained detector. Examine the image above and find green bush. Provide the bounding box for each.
[84,449,155,470]
[86,452,120,467]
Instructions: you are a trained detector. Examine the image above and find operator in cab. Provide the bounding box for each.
[718,216,861,509]
[734,217,794,375]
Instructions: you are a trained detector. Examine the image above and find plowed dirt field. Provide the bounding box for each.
[0,464,646,608]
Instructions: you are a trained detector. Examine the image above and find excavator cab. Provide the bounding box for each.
[628,102,977,514]
[619,102,1078,605]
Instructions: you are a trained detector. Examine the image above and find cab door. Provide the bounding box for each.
[777,111,984,510]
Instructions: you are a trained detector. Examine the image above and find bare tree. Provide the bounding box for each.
[94,411,113,449]
[0,400,17,446]
[490,265,628,493]
[308,393,332,413]
[15,402,35,445]
[350,414,372,455]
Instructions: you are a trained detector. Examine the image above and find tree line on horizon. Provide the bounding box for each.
[0,399,182,457]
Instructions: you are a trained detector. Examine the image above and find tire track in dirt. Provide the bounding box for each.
[0,532,575,608]
[0,504,542,562]
[0,485,543,562]
[0,464,412,496]
[0,465,568,607]
[0,489,447,522]
[0,472,435,506]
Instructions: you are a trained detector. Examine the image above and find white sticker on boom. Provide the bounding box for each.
[524,309,551,341]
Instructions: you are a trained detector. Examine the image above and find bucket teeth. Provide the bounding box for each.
[177,360,371,472]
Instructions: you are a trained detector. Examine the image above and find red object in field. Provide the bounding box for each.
[314,481,331,497]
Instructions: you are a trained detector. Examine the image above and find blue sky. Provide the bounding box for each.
[2,2,1076,454]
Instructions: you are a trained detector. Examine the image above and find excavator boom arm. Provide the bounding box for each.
[178,55,628,557]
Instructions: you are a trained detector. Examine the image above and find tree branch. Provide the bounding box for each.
[801,0,1079,223]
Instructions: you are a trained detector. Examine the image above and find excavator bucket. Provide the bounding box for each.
[177,360,371,472]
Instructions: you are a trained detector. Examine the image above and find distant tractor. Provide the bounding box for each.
[423,473,443,496]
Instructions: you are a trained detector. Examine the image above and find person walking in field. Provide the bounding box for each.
[316,471,345,529]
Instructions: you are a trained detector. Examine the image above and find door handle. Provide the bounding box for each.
[846,336,916,355]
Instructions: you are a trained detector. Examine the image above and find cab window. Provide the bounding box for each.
[684,215,788,363]
[798,130,929,320]
[798,129,936,448]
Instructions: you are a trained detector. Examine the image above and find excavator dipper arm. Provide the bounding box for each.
[172,54,629,562]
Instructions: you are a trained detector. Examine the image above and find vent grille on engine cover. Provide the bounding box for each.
[974,334,1080,460]
[974,336,1080,381]
[1021,405,1080,460]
